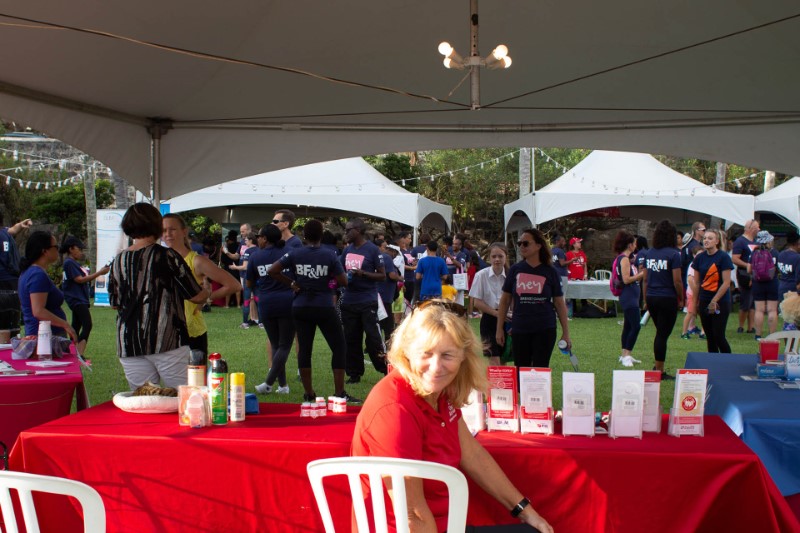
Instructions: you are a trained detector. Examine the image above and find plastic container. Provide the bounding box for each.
[557,340,569,355]
[229,372,245,422]
[186,391,208,428]
[37,321,52,361]
[759,339,780,364]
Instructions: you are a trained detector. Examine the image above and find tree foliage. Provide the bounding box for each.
[30,179,114,240]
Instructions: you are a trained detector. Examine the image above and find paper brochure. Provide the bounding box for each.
[519,367,553,434]
[669,369,707,436]
[610,370,645,438]
[642,371,662,433]
[562,372,595,437]
[487,366,518,432]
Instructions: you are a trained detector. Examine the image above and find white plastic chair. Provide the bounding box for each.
[0,470,106,533]
[307,457,468,533]
[593,269,612,281]
[765,330,800,354]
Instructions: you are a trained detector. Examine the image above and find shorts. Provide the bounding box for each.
[738,285,754,311]
[752,280,779,302]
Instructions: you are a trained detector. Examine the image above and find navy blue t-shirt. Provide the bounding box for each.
[502,261,563,334]
[378,252,397,305]
[278,245,343,308]
[247,246,294,317]
[321,243,339,256]
[285,235,304,249]
[61,257,89,307]
[409,244,428,280]
[732,235,756,275]
[692,250,734,303]
[617,254,640,310]
[239,245,257,280]
[643,247,681,298]
[634,248,648,272]
[0,227,20,282]
[777,249,800,295]
[401,247,416,285]
[551,247,568,277]
[340,241,384,305]
[416,255,448,297]
[19,266,67,336]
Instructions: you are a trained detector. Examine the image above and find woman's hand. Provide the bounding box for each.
[496,328,505,347]
[519,505,554,533]
[560,335,571,351]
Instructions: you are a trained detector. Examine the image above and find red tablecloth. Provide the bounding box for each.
[9,403,799,533]
[0,348,87,450]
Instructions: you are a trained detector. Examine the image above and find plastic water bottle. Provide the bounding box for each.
[347,270,354,283]
[37,321,52,361]
[558,339,569,355]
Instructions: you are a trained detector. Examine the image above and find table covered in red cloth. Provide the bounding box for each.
[0,347,87,450]
[10,402,799,533]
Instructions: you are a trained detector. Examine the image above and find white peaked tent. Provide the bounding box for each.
[504,151,755,231]
[755,177,800,229]
[163,158,452,232]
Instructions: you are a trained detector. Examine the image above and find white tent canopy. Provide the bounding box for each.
[504,151,755,231]
[0,2,799,201]
[163,158,452,231]
[755,177,800,229]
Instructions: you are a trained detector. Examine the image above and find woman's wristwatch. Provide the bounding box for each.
[510,497,530,518]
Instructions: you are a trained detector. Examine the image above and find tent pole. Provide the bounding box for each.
[413,227,418,247]
[147,119,173,205]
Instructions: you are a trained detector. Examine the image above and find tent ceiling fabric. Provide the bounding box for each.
[0,2,799,199]
[503,151,755,229]
[755,176,800,228]
[164,158,452,230]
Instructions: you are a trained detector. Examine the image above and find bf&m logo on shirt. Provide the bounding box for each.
[779,263,793,275]
[296,264,329,279]
[256,264,272,276]
[516,273,545,295]
[646,258,669,272]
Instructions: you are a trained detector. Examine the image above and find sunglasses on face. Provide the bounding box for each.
[272,219,283,224]
[413,299,467,317]
[516,240,532,247]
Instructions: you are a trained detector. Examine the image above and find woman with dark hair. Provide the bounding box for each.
[613,230,645,367]
[18,230,76,341]
[642,220,684,378]
[250,224,295,394]
[59,236,109,354]
[269,219,358,403]
[162,214,240,356]
[496,228,570,369]
[108,203,210,390]
[692,229,733,353]
[469,243,509,366]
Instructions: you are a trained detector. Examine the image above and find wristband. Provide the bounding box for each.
[510,497,530,518]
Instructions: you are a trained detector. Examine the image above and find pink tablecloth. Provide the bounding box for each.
[0,347,87,451]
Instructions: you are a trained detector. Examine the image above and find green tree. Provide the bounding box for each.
[30,179,114,239]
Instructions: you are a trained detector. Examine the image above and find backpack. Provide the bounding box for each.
[751,248,776,282]
[609,254,625,297]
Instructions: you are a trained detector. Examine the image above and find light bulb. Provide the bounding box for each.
[438,42,453,56]
[443,57,453,69]
[492,45,508,59]
[502,56,512,68]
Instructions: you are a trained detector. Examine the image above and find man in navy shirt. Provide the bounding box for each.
[273,209,304,249]
[550,234,575,317]
[0,212,31,290]
[340,218,387,384]
[732,219,759,333]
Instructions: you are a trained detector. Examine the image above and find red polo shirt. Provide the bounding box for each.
[352,371,462,532]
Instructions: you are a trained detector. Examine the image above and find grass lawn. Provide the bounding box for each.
[77,304,767,413]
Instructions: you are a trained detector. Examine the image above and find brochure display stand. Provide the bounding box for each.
[668,369,707,437]
[609,370,645,439]
[487,366,519,433]
[461,389,485,436]
[642,370,662,433]
[562,372,595,437]
[519,367,553,435]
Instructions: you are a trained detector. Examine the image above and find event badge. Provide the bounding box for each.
[461,389,486,436]
[642,371,662,433]
[562,372,595,437]
[487,366,518,432]
[609,370,645,439]
[519,368,553,435]
[669,369,707,436]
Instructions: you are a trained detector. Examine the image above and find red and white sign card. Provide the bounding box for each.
[519,367,553,435]
[461,389,486,436]
[609,370,645,439]
[487,366,518,433]
[669,369,707,436]
[562,372,595,437]
[642,371,662,433]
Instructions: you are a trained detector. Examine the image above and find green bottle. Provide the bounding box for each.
[209,353,228,425]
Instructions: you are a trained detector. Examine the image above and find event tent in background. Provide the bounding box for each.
[162,158,452,238]
[0,2,799,201]
[504,151,756,232]
[755,177,800,230]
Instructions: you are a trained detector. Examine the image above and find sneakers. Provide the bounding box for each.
[689,327,702,335]
[239,322,250,329]
[653,367,675,380]
[258,322,265,329]
[337,391,362,404]
[699,333,706,339]
[737,327,744,333]
[345,375,361,384]
[303,393,317,402]
[680,333,691,340]
[754,335,761,341]
[248,320,259,327]
[276,385,290,394]
[620,355,634,367]
[255,382,272,394]
[747,328,756,334]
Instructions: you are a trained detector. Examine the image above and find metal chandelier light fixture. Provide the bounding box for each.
[437,0,512,110]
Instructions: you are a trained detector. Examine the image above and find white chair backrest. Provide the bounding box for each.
[765,330,800,355]
[307,457,468,533]
[0,471,105,533]
[594,269,612,281]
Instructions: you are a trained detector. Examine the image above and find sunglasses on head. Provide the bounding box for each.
[413,299,467,317]
[516,240,532,247]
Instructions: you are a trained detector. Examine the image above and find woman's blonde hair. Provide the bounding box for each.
[162,213,192,249]
[387,304,488,408]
